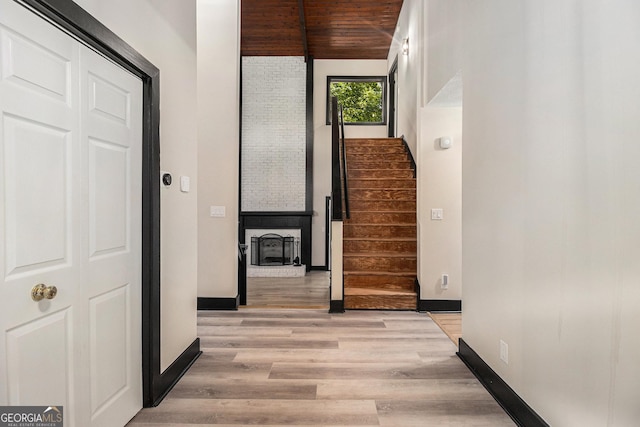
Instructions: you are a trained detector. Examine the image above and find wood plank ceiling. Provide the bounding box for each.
[241,0,404,60]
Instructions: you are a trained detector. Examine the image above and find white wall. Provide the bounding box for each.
[417,105,462,301]
[425,0,464,104]
[241,56,306,211]
[387,0,423,156]
[196,0,240,299]
[461,1,640,425]
[72,0,198,373]
[390,0,464,304]
[312,60,388,267]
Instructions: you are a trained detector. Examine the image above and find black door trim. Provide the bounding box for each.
[388,56,398,138]
[19,0,188,407]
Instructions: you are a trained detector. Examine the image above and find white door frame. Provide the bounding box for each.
[15,0,200,407]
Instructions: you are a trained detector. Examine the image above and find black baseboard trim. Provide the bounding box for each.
[311,265,328,271]
[457,339,549,427]
[329,300,344,313]
[197,295,239,310]
[153,338,201,407]
[418,299,462,312]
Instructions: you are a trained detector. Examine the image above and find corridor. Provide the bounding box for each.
[128,309,514,426]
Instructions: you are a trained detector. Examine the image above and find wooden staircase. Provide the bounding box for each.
[343,138,417,310]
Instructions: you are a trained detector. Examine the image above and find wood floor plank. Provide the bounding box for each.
[429,312,463,346]
[232,348,423,364]
[315,378,497,401]
[268,360,476,380]
[129,398,379,425]
[200,336,339,350]
[238,318,387,328]
[168,377,318,400]
[376,400,516,426]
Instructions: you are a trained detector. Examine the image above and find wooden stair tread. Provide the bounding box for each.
[349,166,410,169]
[347,211,415,214]
[349,190,415,192]
[344,288,416,296]
[343,252,417,257]
[345,223,416,227]
[343,237,416,241]
[346,214,416,217]
[343,270,416,276]
[349,178,415,181]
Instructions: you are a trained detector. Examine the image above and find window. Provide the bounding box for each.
[326,76,387,125]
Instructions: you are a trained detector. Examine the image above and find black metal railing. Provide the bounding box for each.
[339,105,350,219]
[400,134,417,178]
[330,96,350,220]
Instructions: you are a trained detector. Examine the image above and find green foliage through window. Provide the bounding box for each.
[327,77,386,125]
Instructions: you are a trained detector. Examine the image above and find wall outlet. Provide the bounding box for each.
[431,208,443,220]
[500,340,509,364]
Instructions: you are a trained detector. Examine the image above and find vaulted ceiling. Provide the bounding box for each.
[241,0,404,60]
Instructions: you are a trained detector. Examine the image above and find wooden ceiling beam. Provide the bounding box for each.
[298,0,309,62]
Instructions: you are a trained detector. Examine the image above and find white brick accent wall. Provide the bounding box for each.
[241,56,307,211]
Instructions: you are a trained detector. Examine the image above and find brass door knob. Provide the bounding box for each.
[31,284,58,301]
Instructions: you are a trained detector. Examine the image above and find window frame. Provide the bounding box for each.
[326,76,387,126]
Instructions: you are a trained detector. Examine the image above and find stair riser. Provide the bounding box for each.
[349,179,415,189]
[344,225,416,238]
[349,189,415,201]
[344,295,416,310]
[348,169,414,179]
[346,212,415,224]
[349,200,416,211]
[344,274,415,290]
[345,138,404,147]
[344,257,417,272]
[348,161,411,169]
[347,153,408,162]
[343,239,416,253]
[346,146,406,155]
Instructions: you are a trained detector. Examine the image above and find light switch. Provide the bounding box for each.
[210,206,226,217]
[180,176,190,193]
[431,208,443,220]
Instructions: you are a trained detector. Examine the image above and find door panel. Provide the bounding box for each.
[89,73,130,126]
[6,309,73,407]
[1,22,71,103]
[0,3,79,417]
[0,1,143,425]
[4,115,70,274]
[89,286,129,414]
[89,138,129,258]
[82,46,142,427]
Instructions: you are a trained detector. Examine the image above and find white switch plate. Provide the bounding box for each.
[180,176,190,193]
[210,206,225,217]
[500,340,509,364]
[431,208,443,220]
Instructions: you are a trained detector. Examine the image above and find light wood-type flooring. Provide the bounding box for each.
[245,271,330,309]
[128,309,514,426]
[429,312,463,347]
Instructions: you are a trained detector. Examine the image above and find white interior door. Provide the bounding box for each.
[0,1,143,426]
